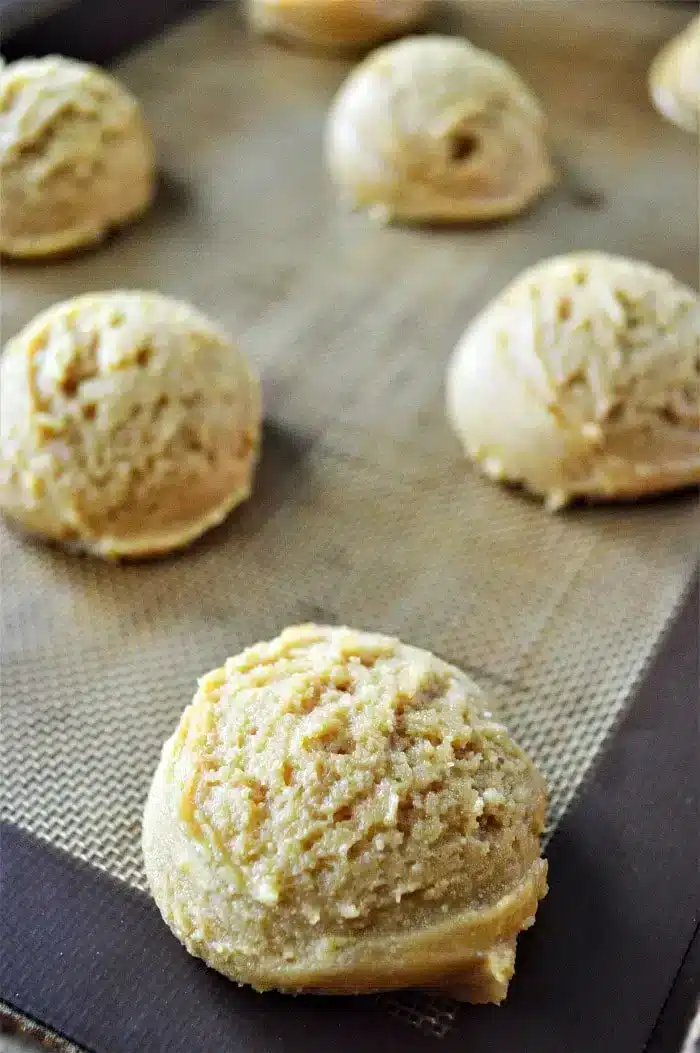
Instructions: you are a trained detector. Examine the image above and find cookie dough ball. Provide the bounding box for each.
[325,35,554,224]
[0,56,156,259]
[248,0,427,54]
[143,624,548,1001]
[649,15,700,133]
[0,292,261,558]
[446,253,700,510]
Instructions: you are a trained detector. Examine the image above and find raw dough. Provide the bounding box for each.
[248,0,427,54]
[649,15,700,133]
[446,253,700,510]
[143,624,548,1001]
[325,35,554,223]
[0,56,155,258]
[0,292,261,558]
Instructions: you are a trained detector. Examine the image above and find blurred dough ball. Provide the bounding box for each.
[649,14,700,133]
[0,56,156,259]
[446,253,700,510]
[143,624,548,1002]
[325,35,554,223]
[0,292,261,558]
[248,0,427,53]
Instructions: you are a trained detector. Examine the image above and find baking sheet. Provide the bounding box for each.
[1,0,698,1044]
[0,0,68,37]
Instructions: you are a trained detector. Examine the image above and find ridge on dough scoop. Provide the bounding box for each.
[143,624,548,1002]
[325,35,554,224]
[446,252,700,510]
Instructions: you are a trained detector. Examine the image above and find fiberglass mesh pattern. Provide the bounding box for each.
[0,431,697,1043]
[1,2,699,1041]
[1,429,697,886]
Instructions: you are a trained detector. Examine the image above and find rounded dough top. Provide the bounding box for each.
[143,624,547,994]
[0,292,261,558]
[325,35,554,223]
[649,14,700,133]
[446,253,700,510]
[248,0,427,52]
[0,56,156,258]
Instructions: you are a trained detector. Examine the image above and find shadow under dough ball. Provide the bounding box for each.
[0,56,156,259]
[649,13,700,133]
[143,624,548,1003]
[446,252,700,510]
[247,0,428,54]
[0,292,261,558]
[325,35,555,224]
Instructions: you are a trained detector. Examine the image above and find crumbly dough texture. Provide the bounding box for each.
[649,15,700,133]
[248,0,427,53]
[0,292,261,558]
[0,56,155,258]
[143,625,548,1001]
[325,35,554,223]
[446,253,700,510]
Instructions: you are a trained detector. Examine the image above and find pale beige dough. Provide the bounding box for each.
[143,624,548,1001]
[446,253,700,510]
[649,14,700,133]
[247,0,427,53]
[0,56,156,258]
[325,35,554,223]
[0,292,261,558]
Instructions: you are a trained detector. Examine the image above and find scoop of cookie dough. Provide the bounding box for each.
[649,14,700,133]
[325,35,554,223]
[0,292,261,558]
[446,253,700,510]
[248,0,427,53]
[143,624,548,1001]
[0,56,156,258]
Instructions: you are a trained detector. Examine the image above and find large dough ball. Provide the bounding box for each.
[649,15,700,133]
[248,0,427,54]
[325,35,554,223]
[143,624,548,1002]
[446,253,700,510]
[0,56,156,258]
[0,292,261,558]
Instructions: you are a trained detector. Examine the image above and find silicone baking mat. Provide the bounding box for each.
[1,0,698,1044]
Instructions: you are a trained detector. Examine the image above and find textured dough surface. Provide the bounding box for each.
[248,0,426,52]
[446,253,700,510]
[649,14,700,133]
[0,292,261,558]
[325,35,554,223]
[0,56,155,258]
[143,624,548,1000]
